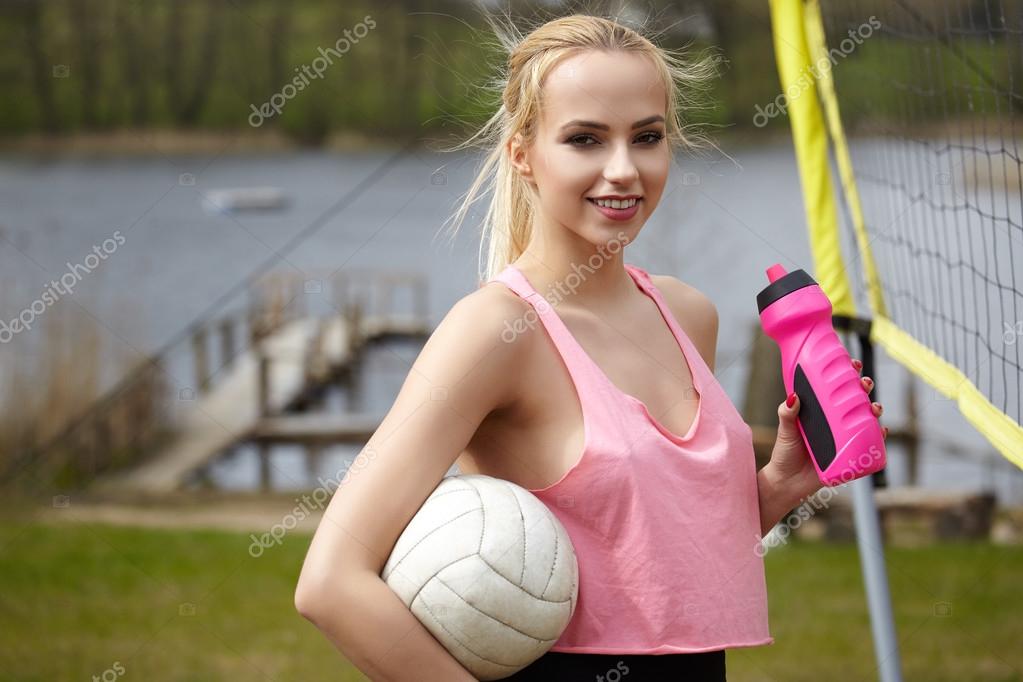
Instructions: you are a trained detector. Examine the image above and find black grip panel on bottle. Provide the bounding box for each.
[793,363,837,471]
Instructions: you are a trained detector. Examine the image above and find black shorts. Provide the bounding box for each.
[499,649,726,681]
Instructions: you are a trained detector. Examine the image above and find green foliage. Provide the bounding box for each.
[0,1,1017,139]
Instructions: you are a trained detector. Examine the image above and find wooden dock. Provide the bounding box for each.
[91,269,431,494]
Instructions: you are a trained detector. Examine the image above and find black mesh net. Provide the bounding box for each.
[820,0,1023,427]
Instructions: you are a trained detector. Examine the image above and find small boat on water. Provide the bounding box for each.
[202,187,290,213]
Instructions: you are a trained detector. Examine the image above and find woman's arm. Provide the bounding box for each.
[294,285,531,682]
[756,357,887,537]
[756,460,813,537]
[297,569,480,681]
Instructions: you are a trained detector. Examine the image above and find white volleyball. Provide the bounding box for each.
[381,474,579,680]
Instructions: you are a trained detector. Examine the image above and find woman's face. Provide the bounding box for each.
[510,49,670,248]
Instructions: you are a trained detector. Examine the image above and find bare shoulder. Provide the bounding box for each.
[423,281,537,410]
[649,273,719,372]
[294,279,536,600]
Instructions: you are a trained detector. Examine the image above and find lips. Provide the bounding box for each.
[587,197,642,221]
[590,197,639,209]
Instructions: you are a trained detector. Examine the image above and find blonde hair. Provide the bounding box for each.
[438,12,722,284]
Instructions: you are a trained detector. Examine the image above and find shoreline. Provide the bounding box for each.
[2,119,1009,158]
[0,128,464,157]
[0,126,794,157]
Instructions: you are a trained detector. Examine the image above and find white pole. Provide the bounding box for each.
[838,326,903,682]
[850,468,903,681]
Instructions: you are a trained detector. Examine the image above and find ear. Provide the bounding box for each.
[507,132,534,183]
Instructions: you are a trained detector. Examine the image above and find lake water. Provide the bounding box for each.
[1,140,1020,503]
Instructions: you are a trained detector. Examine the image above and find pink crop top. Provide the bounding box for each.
[487,262,773,654]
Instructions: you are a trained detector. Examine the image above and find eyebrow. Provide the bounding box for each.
[559,115,665,132]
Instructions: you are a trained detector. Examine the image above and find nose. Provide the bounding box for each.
[602,141,639,186]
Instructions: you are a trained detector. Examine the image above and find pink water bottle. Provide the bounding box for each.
[757,264,887,486]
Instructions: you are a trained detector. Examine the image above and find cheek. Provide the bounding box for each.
[538,149,597,198]
[641,150,670,179]
[639,153,670,196]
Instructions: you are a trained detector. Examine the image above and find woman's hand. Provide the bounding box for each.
[767,357,888,502]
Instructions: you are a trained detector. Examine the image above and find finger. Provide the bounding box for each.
[882,426,889,440]
[861,376,874,393]
[779,392,799,419]
[871,401,883,416]
[851,357,863,373]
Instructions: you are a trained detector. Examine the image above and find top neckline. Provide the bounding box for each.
[504,263,703,445]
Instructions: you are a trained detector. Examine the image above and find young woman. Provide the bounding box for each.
[294,14,887,681]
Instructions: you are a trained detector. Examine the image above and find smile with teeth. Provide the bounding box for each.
[591,197,639,209]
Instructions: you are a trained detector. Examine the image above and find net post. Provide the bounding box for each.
[836,322,903,682]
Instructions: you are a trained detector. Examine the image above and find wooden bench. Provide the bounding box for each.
[799,487,997,544]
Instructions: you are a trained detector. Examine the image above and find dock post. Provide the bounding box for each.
[344,296,364,411]
[192,326,209,394]
[219,316,235,371]
[346,296,363,356]
[258,442,272,493]
[258,345,272,418]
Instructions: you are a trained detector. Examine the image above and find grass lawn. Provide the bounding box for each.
[1,520,1020,681]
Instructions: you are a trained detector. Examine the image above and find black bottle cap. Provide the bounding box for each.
[756,269,817,314]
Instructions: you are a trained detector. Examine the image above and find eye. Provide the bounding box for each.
[567,134,598,146]
[637,131,664,144]
[566,132,664,147]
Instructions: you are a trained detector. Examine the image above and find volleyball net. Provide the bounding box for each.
[769,0,1023,467]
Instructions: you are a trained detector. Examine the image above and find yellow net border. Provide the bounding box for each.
[768,0,1023,467]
